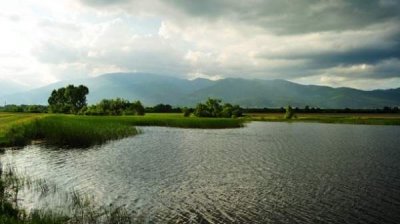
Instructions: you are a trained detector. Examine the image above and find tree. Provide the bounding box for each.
[284,105,295,119]
[182,107,191,117]
[48,85,89,114]
[130,100,145,115]
[65,85,89,114]
[193,103,211,117]
[206,98,223,117]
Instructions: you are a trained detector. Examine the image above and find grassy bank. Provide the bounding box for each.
[246,113,400,125]
[0,113,244,148]
[99,113,245,129]
[0,114,138,148]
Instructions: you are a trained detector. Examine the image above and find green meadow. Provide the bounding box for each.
[246,113,400,125]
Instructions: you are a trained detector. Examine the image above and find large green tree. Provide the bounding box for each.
[48,85,89,114]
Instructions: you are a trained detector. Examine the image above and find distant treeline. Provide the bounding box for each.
[0,104,48,113]
[0,84,399,115]
[2,104,400,114]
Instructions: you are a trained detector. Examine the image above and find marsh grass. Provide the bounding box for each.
[0,164,135,224]
[0,113,46,147]
[104,115,245,129]
[35,116,138,147]
[0,113,244,148]
[1,115,138,148]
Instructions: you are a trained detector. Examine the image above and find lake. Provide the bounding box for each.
[1,122,400,223]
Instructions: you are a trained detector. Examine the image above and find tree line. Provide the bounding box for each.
[1,84,399,115]
[3,103,399,115]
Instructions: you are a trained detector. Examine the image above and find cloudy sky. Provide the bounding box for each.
[1,0,399,90]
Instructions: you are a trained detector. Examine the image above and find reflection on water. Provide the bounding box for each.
[1,122,400,223]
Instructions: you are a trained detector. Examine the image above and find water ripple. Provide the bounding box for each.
[1,122,400,223]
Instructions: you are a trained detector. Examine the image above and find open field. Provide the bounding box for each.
[245,113,400,125]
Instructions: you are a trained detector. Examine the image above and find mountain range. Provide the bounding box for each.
[1,73,399,108]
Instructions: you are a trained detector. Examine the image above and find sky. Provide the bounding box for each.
[0,0,399,90]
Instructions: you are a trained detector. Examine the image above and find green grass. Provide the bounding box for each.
[0,114,138,148]
[0,113,47,147]
[246,113,400,125]
[0,113,244,148]
[99,113,245,129]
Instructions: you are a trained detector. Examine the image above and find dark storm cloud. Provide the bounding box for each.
[368,59,400,79]
[313,46,400,68]
[256,20,400,79]
[80,0,400,34]
[262,41,400,71]
[171,0,400,34]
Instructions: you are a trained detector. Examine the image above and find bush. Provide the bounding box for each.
[83,98,145,116]
[193,98,242,118]
[182,107,191,117]
[284,105,296,119]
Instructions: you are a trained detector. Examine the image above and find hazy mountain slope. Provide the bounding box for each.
[0,81,26,98]
[188,78,400,108]
[0,73,215,105]
[1,73,399,108]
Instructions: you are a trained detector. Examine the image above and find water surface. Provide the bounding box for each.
[1,122,400,223]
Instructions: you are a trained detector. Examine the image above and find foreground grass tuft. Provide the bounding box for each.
[0,166,135,224]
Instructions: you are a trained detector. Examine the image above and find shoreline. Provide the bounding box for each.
[1,112,400,148]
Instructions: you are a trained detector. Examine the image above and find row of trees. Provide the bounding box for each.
[3,103,399,115]
[145,104,182,113]
[0,104,48,113]
[46,85,243,118]
[84,98,145,115]
[47,85,145,115]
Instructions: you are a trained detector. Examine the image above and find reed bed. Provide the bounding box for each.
[0,113,244,148]
[1,115,138,148]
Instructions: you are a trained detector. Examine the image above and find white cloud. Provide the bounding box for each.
[0,0,399,90]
